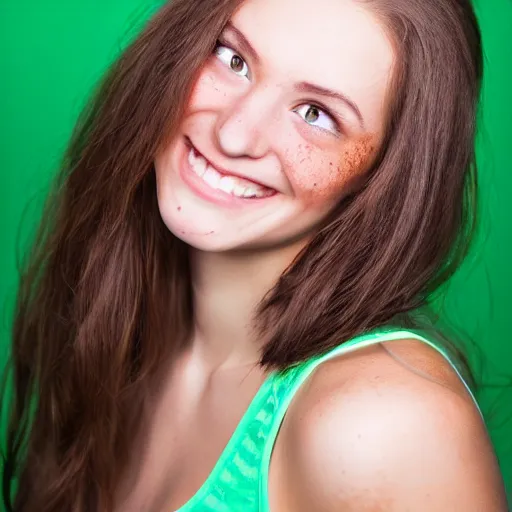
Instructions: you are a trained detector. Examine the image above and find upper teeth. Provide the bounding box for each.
[188,148,273,199]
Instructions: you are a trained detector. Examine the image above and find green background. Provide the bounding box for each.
[1,0,511,502]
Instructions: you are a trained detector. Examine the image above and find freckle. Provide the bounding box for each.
[177,206,182,212]
[300,133,378,204]
[337,133,377,180]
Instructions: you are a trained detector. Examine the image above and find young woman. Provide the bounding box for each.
[2,0,508,510]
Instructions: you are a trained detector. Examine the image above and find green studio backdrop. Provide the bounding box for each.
[1,0,511,504]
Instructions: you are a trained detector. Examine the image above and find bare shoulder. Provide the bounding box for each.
[268,339,508,512]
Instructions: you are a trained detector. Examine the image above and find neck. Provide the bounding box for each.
[189,242,304,371]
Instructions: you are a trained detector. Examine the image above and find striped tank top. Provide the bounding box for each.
[176,327,479,512]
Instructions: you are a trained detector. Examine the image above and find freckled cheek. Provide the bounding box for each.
[186,65,239,112]
[286,135,377,204]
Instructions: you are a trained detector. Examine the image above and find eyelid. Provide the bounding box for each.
[217,37,243,60]
[217,35,230,48]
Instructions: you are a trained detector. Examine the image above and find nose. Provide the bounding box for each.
[214,88,276,159]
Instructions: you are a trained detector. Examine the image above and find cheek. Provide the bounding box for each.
[288,134,377,204]
[186,61,240,113]
[187,69,221,110]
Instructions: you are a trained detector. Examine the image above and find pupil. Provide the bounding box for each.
[305,107,319,123]
[231,55,244,72]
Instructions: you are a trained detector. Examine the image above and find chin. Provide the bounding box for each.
[175,233,233,253]
[156,204,244,253]
[159,209,293,254]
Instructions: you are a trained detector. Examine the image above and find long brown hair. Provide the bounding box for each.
[1,0,483,510]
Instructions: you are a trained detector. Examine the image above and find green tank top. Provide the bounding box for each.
[176,328,480,512]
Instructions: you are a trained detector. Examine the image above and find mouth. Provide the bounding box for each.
[185,139,276,200]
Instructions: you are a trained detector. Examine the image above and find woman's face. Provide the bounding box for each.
[155,0,394,252]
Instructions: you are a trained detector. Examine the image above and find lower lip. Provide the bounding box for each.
[179,139,276,208]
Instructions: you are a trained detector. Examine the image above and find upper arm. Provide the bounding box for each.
[269,344,508,512]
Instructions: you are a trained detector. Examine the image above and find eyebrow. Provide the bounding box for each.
[222,22,365,128]
[223,22,261,65]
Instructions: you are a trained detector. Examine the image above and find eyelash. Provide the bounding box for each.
[213,39,342,137]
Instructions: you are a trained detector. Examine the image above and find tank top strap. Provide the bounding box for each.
[258,327,481,511]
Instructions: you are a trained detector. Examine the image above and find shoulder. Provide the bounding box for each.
[268,339,507,511]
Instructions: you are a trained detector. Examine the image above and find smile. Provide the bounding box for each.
[187,144,275,199]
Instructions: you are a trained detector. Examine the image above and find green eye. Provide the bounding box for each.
[304,107,320,124]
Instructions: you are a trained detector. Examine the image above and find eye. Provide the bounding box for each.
[294,104,339,135]
[214,44,250,79]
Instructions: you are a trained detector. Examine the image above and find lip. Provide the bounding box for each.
[179,137,277,208]
[185,137,278,190]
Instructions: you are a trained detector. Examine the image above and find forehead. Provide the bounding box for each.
[232,0,395,132]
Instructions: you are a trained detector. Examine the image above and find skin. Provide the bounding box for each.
[115,0,507,510]
[154,0,391,252]
[269,341,507,511]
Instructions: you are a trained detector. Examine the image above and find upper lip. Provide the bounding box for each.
[186,137,276,191]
